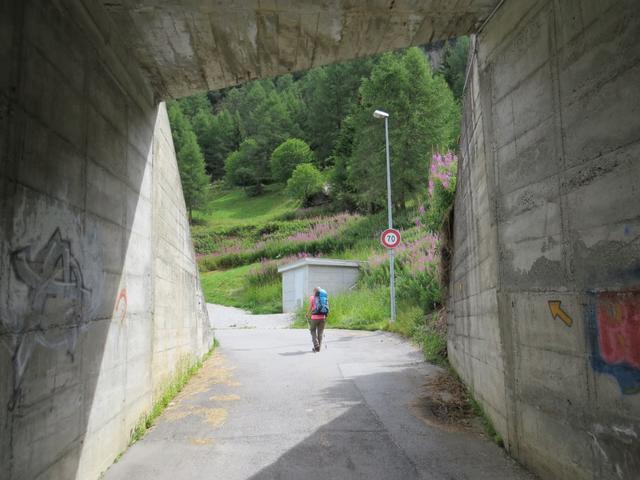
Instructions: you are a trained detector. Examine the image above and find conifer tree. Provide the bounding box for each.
[167,103,210,222]
[348,48,459,211]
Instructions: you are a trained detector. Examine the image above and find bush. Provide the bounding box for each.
[286,163,324,205]
[426,152,457,231]
[224,139,261,187]
[246,259,280,286]
[270,138,313,183]
[395,264,443,313]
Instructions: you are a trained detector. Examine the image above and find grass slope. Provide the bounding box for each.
[193,187,448,368]
[201,265,281,314]
[193,187,296,227]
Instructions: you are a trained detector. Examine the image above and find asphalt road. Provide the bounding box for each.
[105,305,534,480]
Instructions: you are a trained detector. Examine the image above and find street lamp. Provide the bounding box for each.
[373,109,396,323]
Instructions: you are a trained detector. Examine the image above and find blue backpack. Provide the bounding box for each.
[313,288,329,316]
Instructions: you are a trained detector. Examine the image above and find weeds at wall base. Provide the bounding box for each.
[469,396,504,447]
[407,319,504,449]
[441,363,504,449]
[108,339,219,468]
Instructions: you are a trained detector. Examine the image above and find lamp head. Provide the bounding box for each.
[373,110,389,119]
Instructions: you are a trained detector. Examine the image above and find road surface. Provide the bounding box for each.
[105,304,534,480]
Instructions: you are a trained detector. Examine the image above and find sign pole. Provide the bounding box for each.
[384,116,396,323]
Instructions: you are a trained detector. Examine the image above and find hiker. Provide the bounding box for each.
[307,286,329,352]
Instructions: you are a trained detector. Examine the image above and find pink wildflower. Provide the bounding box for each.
[429,151,457,198]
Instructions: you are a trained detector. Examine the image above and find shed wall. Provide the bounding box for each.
[306,266,360,298]
[281,264,360,313]
[282,267,309,313]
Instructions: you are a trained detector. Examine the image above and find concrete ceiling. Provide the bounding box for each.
[102,0,500,99]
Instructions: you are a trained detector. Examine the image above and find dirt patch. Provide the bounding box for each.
[411,371,481,432]
[189,437,215,446]
[203,407,228,427]
[210,394,241,402]
[163,352,237,428]
[165,405,228,428]
[164,408,193,422]
[174,352,241,402]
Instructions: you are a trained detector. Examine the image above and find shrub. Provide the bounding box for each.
[286,163,324,205]
[224,139,261,187]
[426,152,457,231]
[246,259,280,286]
[270,138,313,183]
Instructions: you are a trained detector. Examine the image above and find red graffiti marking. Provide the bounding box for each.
[596,290,640,369]
[115,288,128,322]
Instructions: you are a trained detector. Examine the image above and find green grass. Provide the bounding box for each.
[200,264,281,314]
[386,308,448,366]
[200,264,252,305]
[292,286,449,366]
[323,287,390,330]
[193,187,297,228]
[292,287,389,330]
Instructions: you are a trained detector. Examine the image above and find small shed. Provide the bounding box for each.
[277,258,363,313]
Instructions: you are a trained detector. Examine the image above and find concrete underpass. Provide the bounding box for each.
[1,1,639,479]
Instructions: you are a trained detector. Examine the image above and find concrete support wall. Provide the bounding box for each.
[0,1,211,479]
[449,1,640,478]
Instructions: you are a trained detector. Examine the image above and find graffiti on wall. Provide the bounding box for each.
[1,229,93,409]
[590,423,640,478]
[548,300,573,326]
[115,288,127,323]
[587,288,640,395]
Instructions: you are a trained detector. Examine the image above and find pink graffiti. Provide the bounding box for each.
[596,290,640,369]
[115,288,127,322]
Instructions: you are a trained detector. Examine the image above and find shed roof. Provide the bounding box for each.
[277,257,363,273]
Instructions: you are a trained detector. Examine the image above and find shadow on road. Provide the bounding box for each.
[244,369,536,480]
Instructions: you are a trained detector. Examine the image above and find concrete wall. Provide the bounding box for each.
[449,1,640,479]
[99,0,500,98]
[0,1,211,479]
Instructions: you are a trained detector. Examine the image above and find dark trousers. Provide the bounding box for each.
[309,319,326,349]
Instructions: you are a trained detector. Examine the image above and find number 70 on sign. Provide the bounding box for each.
[380,228,401,249]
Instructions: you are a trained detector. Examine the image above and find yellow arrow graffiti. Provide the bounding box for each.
[548,301,573,327]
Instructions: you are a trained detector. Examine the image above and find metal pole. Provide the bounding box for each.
[384,117,396,323]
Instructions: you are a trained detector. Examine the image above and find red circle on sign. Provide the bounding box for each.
[380,228,401,248]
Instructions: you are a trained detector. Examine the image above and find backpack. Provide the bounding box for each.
[312,289,329,316]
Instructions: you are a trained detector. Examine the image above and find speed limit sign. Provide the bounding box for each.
[380,228,401,249]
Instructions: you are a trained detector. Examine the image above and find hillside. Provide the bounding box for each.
[194,172,455,365]
[173,44,467,365]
